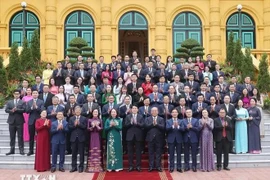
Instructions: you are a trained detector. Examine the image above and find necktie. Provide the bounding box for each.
[53,105,57,112]
[154,93,158,100]
[44,93,47,102]
[110,104,113,110]
[221,118,227,137]
[190,81,193,86]
[230,92,234,99]
[81,70,84,77]
[181,106,185,117]
[149,68,152,73]
[145,106,148,114]
[188,118,191,124]
[89,103,92,112]
[14,99,18,107]
[154,117,157,124]
[118,70,121,77]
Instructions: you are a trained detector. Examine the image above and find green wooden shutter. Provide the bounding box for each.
[174,31,185,53]
[66,31,78,49]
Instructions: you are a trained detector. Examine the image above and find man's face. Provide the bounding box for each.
[210,97,216,104]
[57,63,62,69]
[35,77,41,83]
[32,91,38,99]
[56,112,64,120]
[124,97,130,105]
[144,99,150,106]
[69,96,75,103]
[151,108,158,116]
[73,87,79,94]
[13,92,20,99]
[153,85,158,92]
[179,98,186,106]
[132,106,138,114]
[52,98,59,105]
[163,97,169,104]
[43,86,49,93]
[224,96,230,104]
[186,110,192,118]
[87,95,94,102]
[219,110,226,118]
[78,56,83,61]
[109,96,114,103]
[22,81,28,88]
[188,75,194,81]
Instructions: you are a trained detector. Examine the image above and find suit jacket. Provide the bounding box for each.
[207,104,221,119]
[101,103,119,118]
[125,113,144,141]
[182,118,201,143]
[143,68,157,79]
[26,99,44,125]
[64,103,78,120]
[210,92,224,105]
[81,102,99,118]
[183,93,196,108]
[185,81,200,93]
[166,118,184,143]
[213,117,232,142]
[180,69,193,82]
[69,116,87,142]
[74,94,85,106]
[212,71,225,84]
[127,82,141,96]
[149,92,163,106]
[193,71,204,83]
[242,83,255,96]
[145,116,165,142]
[220,103,236,121]
[175,106,188,119]
[168,70,181,82]
[134,68,145,84]
[158,103,174,119]
[168,93,179,107]
[38,92,54,109]
[225,92,240,105]
[119,104,132,119]
[113,70,124,81]
[121,62,131,70]
[156,82,169,95]
[47,105,65,122]
[51,120,69,144]
[74,69,88,80]
[97,63,106,71]
[196,91,211,104]
[204,60,217,71]
[5,99,25,125]
[52,68,65,86]
[32,83,44,94]
[191,102,208,118]
[138,106,152,117]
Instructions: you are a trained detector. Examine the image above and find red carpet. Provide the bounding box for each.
[92,171,173,180]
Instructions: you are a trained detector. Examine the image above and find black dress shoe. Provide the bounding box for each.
[51,168,56,173]
[78,168,83,173]
[70,168,77,173]
[177,169,183,173]
[27,151,33,156]
[20,150,25,155]
[157,167,162,172]
[192,168,197,172]
[128,167,133,172]
[184,168,190,172]
[217,167,221,171]
[148,168,153,172]
[59,168,65,172]
[6,151,15,156]
[223,167,230,171]
[169,169,174,173]
[65,151,71,155]
[136,167,142,172]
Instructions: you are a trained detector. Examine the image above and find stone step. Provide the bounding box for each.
[0,140,33,147]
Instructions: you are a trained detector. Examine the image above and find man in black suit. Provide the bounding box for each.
[25,90,44,156]
[5,90,26,155]
[226,84,240,106]
[214,108,232,171]
[180,63,193,83]
[81,94,99,118]
[38,84,54,109]
[52,61,65,86]
[185,74,200,94]
[220,95,236,153]
[73,86,85,107]
[125,105,144,172]
[149,48,157,61]
[204,54,217,72]
[127,74,141,97]
[208,96,220,119]
[89,85,102,105]
[69,106,87,173]
[64,62,75,85]
[175,97,188,119]
[243,76,255,96]
[158,95,174,120]
[64,94,77,154]
[145,107,165,172]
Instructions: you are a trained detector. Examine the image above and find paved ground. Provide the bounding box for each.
[0,168,269,180]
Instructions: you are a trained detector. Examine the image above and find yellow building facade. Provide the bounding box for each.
[0,0,270,64]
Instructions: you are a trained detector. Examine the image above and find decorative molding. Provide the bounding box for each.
[155,7,166,12]
[155,35,167,40]
[95,25,102,29]
[204,25,210,30]
[166,26,172,30]
[101,21,111,25]
[0,24,7,28]
[56,25,63,29]
[45,34,57,40]
[45,49,57,54]
[100,49,112,54]
[155,21,166,26]
[210,21,220,26]
[155,49,167,54]
[210,49,222,55]
[46,6,57,12]
[210,7,220,13]
[101,6,111,12]
[257,25,264,30]
[210,35,221,41]
[45,20,57,25]
[263,7,270,14]
[101,35,112,40]
[149,25,156,30]
[111,25,117,29]
[264,35,270,41]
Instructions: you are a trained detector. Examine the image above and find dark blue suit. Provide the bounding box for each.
[26,99,44,152]
[32,83,44,94]
[69,116,87,169]
[74,94,85,107]
[51,120,69,169]
[185,81,200,94]
[191,102,208,119]
[182,118,201,169]
[166,118,184,169]
[47,105,65,122]
[212,71,225,85]
[158,103,174,120]
[113,70,124,82]
[156,82,169,95]
[148,92,163,107]
[138,106,152,118]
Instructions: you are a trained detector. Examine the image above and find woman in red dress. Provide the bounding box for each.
[101,64,113,84]
[34,110,51,172]
[195,56,205,72]
[141,74,154,96]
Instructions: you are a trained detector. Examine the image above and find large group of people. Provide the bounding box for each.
[5,49,262,174]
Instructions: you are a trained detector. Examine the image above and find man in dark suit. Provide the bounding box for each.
[134,62,145,85]
[168,64,181,82]
[149,85,163,107]
[212,64,225,85]
[31,75,44,94]
[211,84,224,105]
[193,65,204,83]
[127,74,141,97]
[64,62,75,85]
[50,112,69,173]
[102,95,119,120]
[191,94,208,119]
[182,109,201,172]
[145,107,165,172]
[64,94,77,154]
[175,97,188,119]
[121,55,131,70]
[243,76,255,96]
[81,94,99,118]
[25,90,44,156]
[73,55,84,70]
[226,84,240,106]
[52,61,65,86]
[74,63,88,84]
[38,85,54,109]
[47,96,65,122]
[5,90,26,155]
[125,105,144,172]
[166,109,184,173]
[158,95,174,120]
[89,85,102,105]
[19,79,29,99]
[185,74,200,94]
[208,96,220,119]
[143,61,157,80]
[220,95,236,153]
[180,63,193,83]
[183,86,196,108]
[196,83,211,104]
[230,76,243,94]
[73,86,85,106]
[62,56,70,69]
[97,56,106,71]
[157,76,170,95]
[69,106,87,173]
[149,48,157,61]
[113,63,124,84]
[204,54,217,72]
[168,85,179,107]
[214,108,232,171]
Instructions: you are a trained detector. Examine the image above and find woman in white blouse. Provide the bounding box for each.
[56,85,67,107]
[113,77,124,95]
[203,66,213,82]
[63,76,74,97]
[123,65,133,86]
[116,86,132,105]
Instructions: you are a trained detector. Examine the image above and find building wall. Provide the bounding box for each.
[0,0,268,63]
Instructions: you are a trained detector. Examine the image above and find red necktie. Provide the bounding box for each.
[221,118,227,137]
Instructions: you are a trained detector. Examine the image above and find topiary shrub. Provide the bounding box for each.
[66,37,95,59]
[174,38,205,59]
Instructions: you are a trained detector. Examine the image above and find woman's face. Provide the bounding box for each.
[145,75,151,82]
[238,100,243,107]
[188,57,192,62]
[243,89,248,95]
[26,88,32,95]
[122,88,127,93]
[202,110,208,118]
[77,78,82,84]
[40,111,47,118]
[50,79,55,85]
[90,77,95,84]
[65,77,70,83]
[111,109,117,118]
[168,56,172,62]
[118,78,123,84]
[205,66,209,72]
[106,85,112,92]
[93,109,98,117]
[127,66,131,72]
[46,64,51,69]
[138,88,143,94]
[253,89,258,95]
[196,56,200,62]
[250,99,256,106]
[106,65,110,70]
[59,86,64,93]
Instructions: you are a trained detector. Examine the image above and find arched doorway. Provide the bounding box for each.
[226,12,255,48]
[118,11,148,59]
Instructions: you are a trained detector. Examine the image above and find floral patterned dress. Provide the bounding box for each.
[104,118,123,171]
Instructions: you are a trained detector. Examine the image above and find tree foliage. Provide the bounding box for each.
[0,56,8,93]
[174,38,205,59]
[241,48,255,81]
[7,42,20,80]
[226,31,235,65]
[31,29,41,62]
[232,39,244,74]
[66,37,94,59]
[257,53,270,93]
[20,37,33,70]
